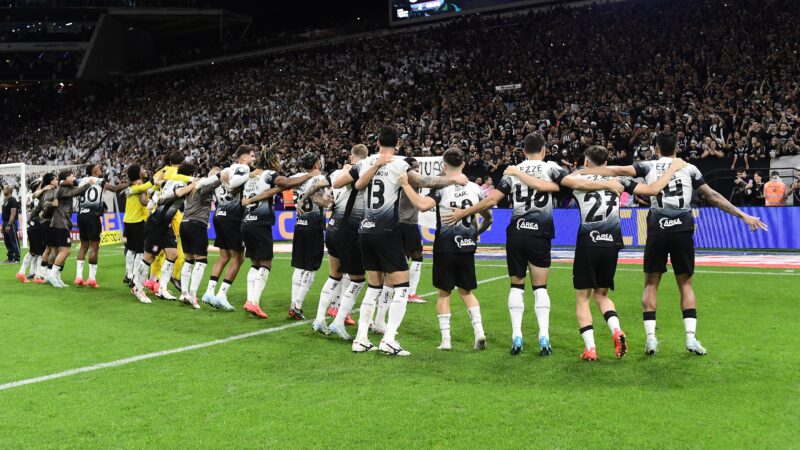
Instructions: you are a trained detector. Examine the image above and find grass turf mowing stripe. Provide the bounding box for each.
[0,274,507,393]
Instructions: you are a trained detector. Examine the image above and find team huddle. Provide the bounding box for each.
[14,127,768,359]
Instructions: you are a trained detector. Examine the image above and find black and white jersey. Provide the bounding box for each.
[78,179,107,215]
[351,155,410,234]
[214,184,244,222]
[328,168,364,232]
[242,170,279,225]
[496,159,568,239]
[292,173,327,230]
[152,180,187,224]
[633,158,706,235]
[571,174,638,248]
[429,182,484,253]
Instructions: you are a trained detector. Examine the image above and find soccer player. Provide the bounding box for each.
[240,147,319,319]
[578,131,767,356]
[509,145,688,360]
[445,133,622,356]
[16,178,49,283]
[299,144,369,337]
[131,163,197,304]
[202,145,256,310]
[287,153,330,320]
[332,126,467,356]
[178,167,222,309]
[122,165,152,286]
[399,157,426,304]
[35,173,58,283]
[74,163,128,288]
[397,148,493,350]
[47,171,96,288]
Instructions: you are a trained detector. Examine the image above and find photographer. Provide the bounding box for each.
[730,169,752,206]
[750,171,766,206]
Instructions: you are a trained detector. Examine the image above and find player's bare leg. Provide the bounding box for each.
[642,272,662,355]
[676,273,705,355]
[575,289,597,361]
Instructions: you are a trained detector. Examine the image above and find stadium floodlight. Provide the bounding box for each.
[0,163,88,248]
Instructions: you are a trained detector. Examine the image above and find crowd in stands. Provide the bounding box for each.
[1,0,799,206]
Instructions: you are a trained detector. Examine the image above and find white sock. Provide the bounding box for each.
[291,268,303,307]
[29,255,40,277]
[331,276,349,309]
[37,261,47,278]
[53,264,63,281]
[217,280,231,298]
[315,276,341,322]
[438,314,452,345]
[125,250,135,279]
[190,261,207,297]
[355,286,382,342]
[683,309,697,343]
[76,260,84,280]
[508,286,525,339]
[255,267,270,303]
[88,263,98,281]
[134,253,143,280]
[533,287,551,339]
[409,260,422,295]
[159,260,175,291]
[605,311,621,334]
[206,277,218,297]
[644,312,656,339]
[383,283,409,343]
[295,270,316,309]
[18,253,32,275]
[246,268,257,304]
[133,260,149,290]
[468,305,484,338]
[333,280,364,328]
[181,261,194,296]
[374,285,394,328]
[580,326,596,349]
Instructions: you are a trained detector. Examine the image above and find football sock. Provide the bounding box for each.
[190,261,207,297]
[159,259,175,291]
[643,311,657,339]
[298,270,316,309]
[508,284,525,339]
[246,267,258,304]
[88,263,98,281]
[29,255,40,277]
[682,308,697,343]
[468,305,484,338]
[134,260,150,290]
[206,275,218,298]
[254,267,270,304]
[533,285,550,339]
[374,285,394,329]
[181,259,194,295]
[438,313,452,345]
[134,253,143,279]
[383,282,410,343]
[315,276,342,322]
[333,280,364,328]
[329,276,346,310]
[37,260,48,278]
[18,253,31,275]
[125,250,135,279]
[76,260,84,280]
[604,310,621,333]
[355,284,382,342]
[580,325,595,349]
[409,260,422,295]
[53,264,64,281]
[290,269,303,308]
[217,279,232,298]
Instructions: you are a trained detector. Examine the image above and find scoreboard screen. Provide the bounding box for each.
[390,0,531,24]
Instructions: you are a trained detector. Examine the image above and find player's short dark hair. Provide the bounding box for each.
[177,162,196,176]
[41,173,55,187]
[351,144,368,159]
[378,126,398,148]
[655,131,677,156]
[523,133,546,154]
[584,145,609,165]
[443,148,465,168]
[299,152,318,170]
[404,157,417,167]
[85,164,98,177]
[235,145,255,159]
[127,165,141,182]
[167,151,184,165]
[58,170,71,181]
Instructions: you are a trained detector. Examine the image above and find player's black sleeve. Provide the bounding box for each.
[621,178,639,195]
[497,176,513,196]
[427,189,441,203]
[632,161,650,178]
[549,166,569,184]
[348,165,359,182]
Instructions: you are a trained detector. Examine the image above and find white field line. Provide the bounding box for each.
[0,274,507,392]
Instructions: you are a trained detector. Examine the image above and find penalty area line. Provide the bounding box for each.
[0,274,506,393]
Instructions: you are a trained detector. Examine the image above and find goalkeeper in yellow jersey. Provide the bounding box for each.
[144,152,192,294]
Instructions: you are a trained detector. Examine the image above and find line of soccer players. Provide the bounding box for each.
[14,127,767,359]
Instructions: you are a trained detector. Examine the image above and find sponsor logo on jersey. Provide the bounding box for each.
[659,217,683,229]
[296,218,308,226]
[361,220,376,229]
[80,208,91,214]
[454,235,476,248]
[244,214,257,222]
[516,219,539,231]
[328,218,336,226]
[216,210,227,217]
[589,230,614,243]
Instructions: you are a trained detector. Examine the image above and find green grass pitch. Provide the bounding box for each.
[1,244,798,449]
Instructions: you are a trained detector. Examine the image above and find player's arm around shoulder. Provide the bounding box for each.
[632,158,687,196]
[398,172,436,212]
[503,165,560,192]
